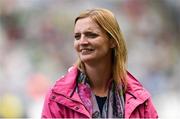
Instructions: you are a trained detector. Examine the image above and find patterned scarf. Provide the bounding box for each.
[77,71,125,118]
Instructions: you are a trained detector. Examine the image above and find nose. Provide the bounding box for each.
[79,35,88,45]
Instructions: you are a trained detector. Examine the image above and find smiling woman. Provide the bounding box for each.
[41,8,158,118]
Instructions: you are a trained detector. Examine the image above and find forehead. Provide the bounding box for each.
[74,17,101,32]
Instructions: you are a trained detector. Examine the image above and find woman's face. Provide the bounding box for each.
[74,17,114,64]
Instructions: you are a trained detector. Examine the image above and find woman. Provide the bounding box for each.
[41,8,158,118]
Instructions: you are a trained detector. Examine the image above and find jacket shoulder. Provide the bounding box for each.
[126,71,150,99]
[125,72,158,118]
[55,66,78,85]
[52,66,79,95]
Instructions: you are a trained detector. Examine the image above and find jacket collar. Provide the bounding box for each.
[126,71,150,100]
[51,66,91,117]
[52,66,78,97]
[125,71,150,118]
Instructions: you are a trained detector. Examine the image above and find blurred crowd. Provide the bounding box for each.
[0,0,179,118]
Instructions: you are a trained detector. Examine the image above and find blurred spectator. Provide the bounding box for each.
[26,73,50,118]
[0,93,24,118]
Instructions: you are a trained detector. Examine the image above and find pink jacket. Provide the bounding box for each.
[41,66,158,118]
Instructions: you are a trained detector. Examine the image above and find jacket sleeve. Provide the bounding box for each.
[41,89,63,118]
[144,97,158,118]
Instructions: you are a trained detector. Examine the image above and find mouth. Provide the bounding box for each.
[80,48,95,55]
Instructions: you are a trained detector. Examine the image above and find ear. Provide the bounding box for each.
[110,39,116,48]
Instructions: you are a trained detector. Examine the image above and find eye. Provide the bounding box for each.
[85,32,99,38]
[74,33,81,40]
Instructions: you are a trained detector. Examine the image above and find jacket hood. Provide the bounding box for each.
[125,72,151,118]
[52,66,79,97]
[126,71,150,102]
[50,66,91,117]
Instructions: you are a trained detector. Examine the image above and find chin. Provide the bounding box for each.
[80,56,95,63]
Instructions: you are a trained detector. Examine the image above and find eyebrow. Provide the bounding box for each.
[75,28,101,34]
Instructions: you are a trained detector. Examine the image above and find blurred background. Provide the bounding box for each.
[0,0,179,118]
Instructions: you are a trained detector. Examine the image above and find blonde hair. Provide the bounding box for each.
[74,8,128,89]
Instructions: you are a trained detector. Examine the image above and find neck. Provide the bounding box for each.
[84,59,113,97]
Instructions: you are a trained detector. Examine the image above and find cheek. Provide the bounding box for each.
[74,41,79,51]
